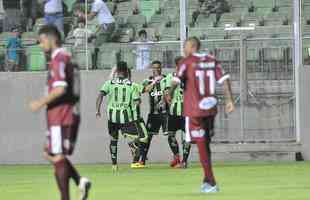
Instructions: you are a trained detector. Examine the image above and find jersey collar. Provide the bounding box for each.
[51,48,70,59]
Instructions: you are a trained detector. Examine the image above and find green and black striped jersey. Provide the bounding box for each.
[142,75,168,115]
[165,73,183,116]
[131,83,144,121]
[100,78,139,124]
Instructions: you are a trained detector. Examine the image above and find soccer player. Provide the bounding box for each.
[29,25,91,200]
[164,56,191,168]
[167,37,235,193]
[141,60,169,165]
[96,61,147,170]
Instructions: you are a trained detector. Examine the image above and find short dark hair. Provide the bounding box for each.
[174,56,183,65]
[186,36,201,51]
[138,29,147,37]
[38,25,62,46]
[151,60,162,66]
[116,61,128,73]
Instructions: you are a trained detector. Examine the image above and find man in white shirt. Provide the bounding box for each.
[77,0,116,69]
[44,0,64,35]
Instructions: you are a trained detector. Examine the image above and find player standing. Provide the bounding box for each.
[140,61,169,166]
[96,61,147,170]
[167,37,235,193]
[164,56,191,168]
[29,25,91,200]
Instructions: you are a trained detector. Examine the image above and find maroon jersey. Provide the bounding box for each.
[176,53,229,117]
[47,48,80,126]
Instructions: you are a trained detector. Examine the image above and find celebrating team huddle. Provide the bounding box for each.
[30,25,234,200]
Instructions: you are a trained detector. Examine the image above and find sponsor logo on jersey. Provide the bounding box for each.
[111,79,132,85]
[191,129,205,138]
[150,91,163,97]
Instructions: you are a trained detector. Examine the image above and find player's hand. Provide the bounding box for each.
[165,94,172,105]
[29,100,43,112]
[96,111,101,118]
[225,101,235,114]
[154,75,162,83]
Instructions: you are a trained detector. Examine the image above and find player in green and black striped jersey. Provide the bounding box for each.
[96,61,146,170]
[140,60,169,165]
[165,57,191,168]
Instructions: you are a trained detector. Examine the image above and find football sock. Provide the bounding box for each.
[139,142,147,164]
[54,159,70,200]
[65,158,80,186]
[182,140,191,163]
[168,134,180,156]
[141,134,153,164]
[128,141,140,163]
[110,140,118,165]
[196,140,216,186]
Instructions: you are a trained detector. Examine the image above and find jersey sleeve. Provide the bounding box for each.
[51,58,68,88]
[215,61,230,84]
[100,81,110,95]
[164,74,173,90]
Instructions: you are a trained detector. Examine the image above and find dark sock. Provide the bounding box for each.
[65,158,81,186]
[182,140,191,163]
[168,134,180,156]
[196,140,216,186]
[54,159,70,200]
[139,142,147,164]
[128,141,140,163]
[110,140,118,165]
[141,134,153,164]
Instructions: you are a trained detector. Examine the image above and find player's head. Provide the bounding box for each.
[116,61,130,78]
[38,25,62,53]
[151,60,162,76]
[174,56,184,69]
[184,36,201,56]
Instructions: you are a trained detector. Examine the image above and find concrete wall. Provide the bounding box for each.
[0,70,303,164]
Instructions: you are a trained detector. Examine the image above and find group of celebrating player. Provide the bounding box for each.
[95,58,191,170]
[29,25,235,200]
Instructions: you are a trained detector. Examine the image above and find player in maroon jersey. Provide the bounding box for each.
[29,25,91,200]
[166,37,235,193]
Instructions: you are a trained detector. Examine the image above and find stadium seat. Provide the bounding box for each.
[25,45,46,71]
[126,14,147,30]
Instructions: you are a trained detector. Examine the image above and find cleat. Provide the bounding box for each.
[170,155,181,168]
[112,165,118,172]
[79,177,91,200]
[181,161,188,169]
[201,183,219,193]
[131,162,146,169]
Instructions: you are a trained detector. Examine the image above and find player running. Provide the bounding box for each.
[140,60,169,166]
[29,25,91,200]
[96,61,147,170]
[167,37,235,193]
[164,56,191,168]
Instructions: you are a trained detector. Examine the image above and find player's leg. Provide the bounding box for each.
[167,115,181,167]
[108,121,119,170]
[141,114,160,165]
[45,126,70,200]
[186,117,218,193]
[180,116,191,167]
[136,119,149,168]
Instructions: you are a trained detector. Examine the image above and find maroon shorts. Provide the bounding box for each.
[185,115,215,143]
[45,116,80,155]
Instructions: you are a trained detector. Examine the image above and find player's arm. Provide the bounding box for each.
[223,79,235,114]
[96,92,105,118]
[166,78,180,104]
[30,86,66,112]
[215,62,235,114]
[143,76,162,93]
[96,81,110,118]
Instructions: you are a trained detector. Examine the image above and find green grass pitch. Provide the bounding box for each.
[1,162,310,200]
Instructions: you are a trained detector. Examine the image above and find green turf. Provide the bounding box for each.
[1,162,310,200]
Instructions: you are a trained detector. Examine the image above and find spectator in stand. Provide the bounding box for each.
[43,0,64,36]
[68,19,94,48]
[76,0,116,69]
[133,30,153,71]
[132,0,139,14]
[5,27,22,72]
